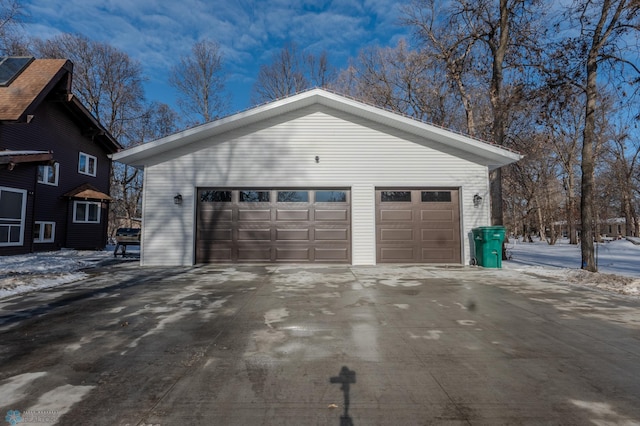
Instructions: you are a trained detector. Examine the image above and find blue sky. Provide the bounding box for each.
[21,0,409,114]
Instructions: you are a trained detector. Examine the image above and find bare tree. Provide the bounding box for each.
[403,0,544,229]
[554,0,640,271]
[334,40,464,128]
[252,42,336,104]
[252,42,309,103]
[402,0,482,136]
[306,50,336,88]
[33,34,146,142]
[169,39,227,124]
[539,84,584,244]
[32,33,169,239]
[0,0,28,55]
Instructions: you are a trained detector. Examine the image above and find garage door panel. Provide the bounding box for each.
[380,228,413,241]
[198,229,232,241]
[276,228,310,240]
[276,247,311,261]
[421,229,454,242]
[420,210,453,221]
[380,210,413,221]
[276,209,309,221]
[422,248,455,260]
[380,247,415,261]
[238,209,271,221]
[376,189,460,264]
[315,247,349,261]
[315,209,348,221]
[238,228,271,241]
[195,245,232,261]
[198,209,233,222]
[315,228,348,240]
[237,247,272,261]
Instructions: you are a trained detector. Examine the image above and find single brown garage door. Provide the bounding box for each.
[196,189,350,263]
[376,189,461,263]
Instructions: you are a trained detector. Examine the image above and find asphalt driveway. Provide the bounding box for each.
[0,262,639,425]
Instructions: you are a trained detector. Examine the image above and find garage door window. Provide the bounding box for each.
[381,191,411,202]
[277,191,309,202]
[422,191,452,202]
[240,190,270,202]
[315,190,347,202]
[201,190,232,202]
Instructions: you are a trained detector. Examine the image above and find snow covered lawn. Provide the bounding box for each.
[0,238,638,299]
[504,237,640,297]
[0,247,127,299]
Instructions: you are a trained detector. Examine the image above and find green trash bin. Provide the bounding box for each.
[472,226,506,268]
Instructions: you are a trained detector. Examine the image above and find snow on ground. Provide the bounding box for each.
[0,246,134,299]
[0,239,638,300]
[504,237,640,297]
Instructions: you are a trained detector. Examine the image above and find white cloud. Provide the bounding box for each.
[21,0,408,110]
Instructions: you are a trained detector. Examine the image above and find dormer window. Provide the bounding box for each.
[78,152,96,176]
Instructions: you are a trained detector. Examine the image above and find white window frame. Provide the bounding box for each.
[37,162,59,186]
[78,152,97,177]
[73,201,101,224]
[0,186,27,247]
[34,221,56,243]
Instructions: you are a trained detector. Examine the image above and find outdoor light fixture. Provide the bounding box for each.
[473,193,483,207]
[174,193,182,205]
[315,155,320,163]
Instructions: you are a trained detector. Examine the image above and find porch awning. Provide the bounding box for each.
[63,183,112,201]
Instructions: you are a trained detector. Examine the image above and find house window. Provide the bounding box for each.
[37,163,59,186]
[34,221,55,243]
[0,187,26,246]
[78,152,97,176]
[73,201,101,223]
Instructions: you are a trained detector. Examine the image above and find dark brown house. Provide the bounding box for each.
[0,57,121,255]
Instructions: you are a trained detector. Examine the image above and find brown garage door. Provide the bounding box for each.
[196,189,350,263]
[376,189,461,263]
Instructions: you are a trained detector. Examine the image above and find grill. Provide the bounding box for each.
[114,228,140,257]
[115,228,140,244]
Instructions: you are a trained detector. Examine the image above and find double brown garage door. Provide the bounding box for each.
[196,188,461,264]
[376,189,461,263]
[196,189,351,263]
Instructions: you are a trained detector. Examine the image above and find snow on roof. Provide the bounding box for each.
[0,150,50,156]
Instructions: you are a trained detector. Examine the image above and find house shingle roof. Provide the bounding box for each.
[0,58,69,121]
[0,57,121,153]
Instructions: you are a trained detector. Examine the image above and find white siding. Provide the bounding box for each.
[141,107,491,266]
[351,184,376,265]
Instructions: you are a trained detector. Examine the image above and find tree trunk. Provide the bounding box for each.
[536,195,545,240]
[622,192,635,237]
[566,172,578,244]
[489,0,510,228]
[580,42,598,272]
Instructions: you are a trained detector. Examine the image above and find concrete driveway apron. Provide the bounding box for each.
[0,262,639,425]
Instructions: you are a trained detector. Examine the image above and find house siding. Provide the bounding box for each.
[0,99,113,252]
[139,107,491,266]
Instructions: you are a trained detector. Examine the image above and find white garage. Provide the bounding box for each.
[112,89,520,266]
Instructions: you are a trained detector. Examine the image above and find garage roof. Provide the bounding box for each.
[112,88,522,169]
